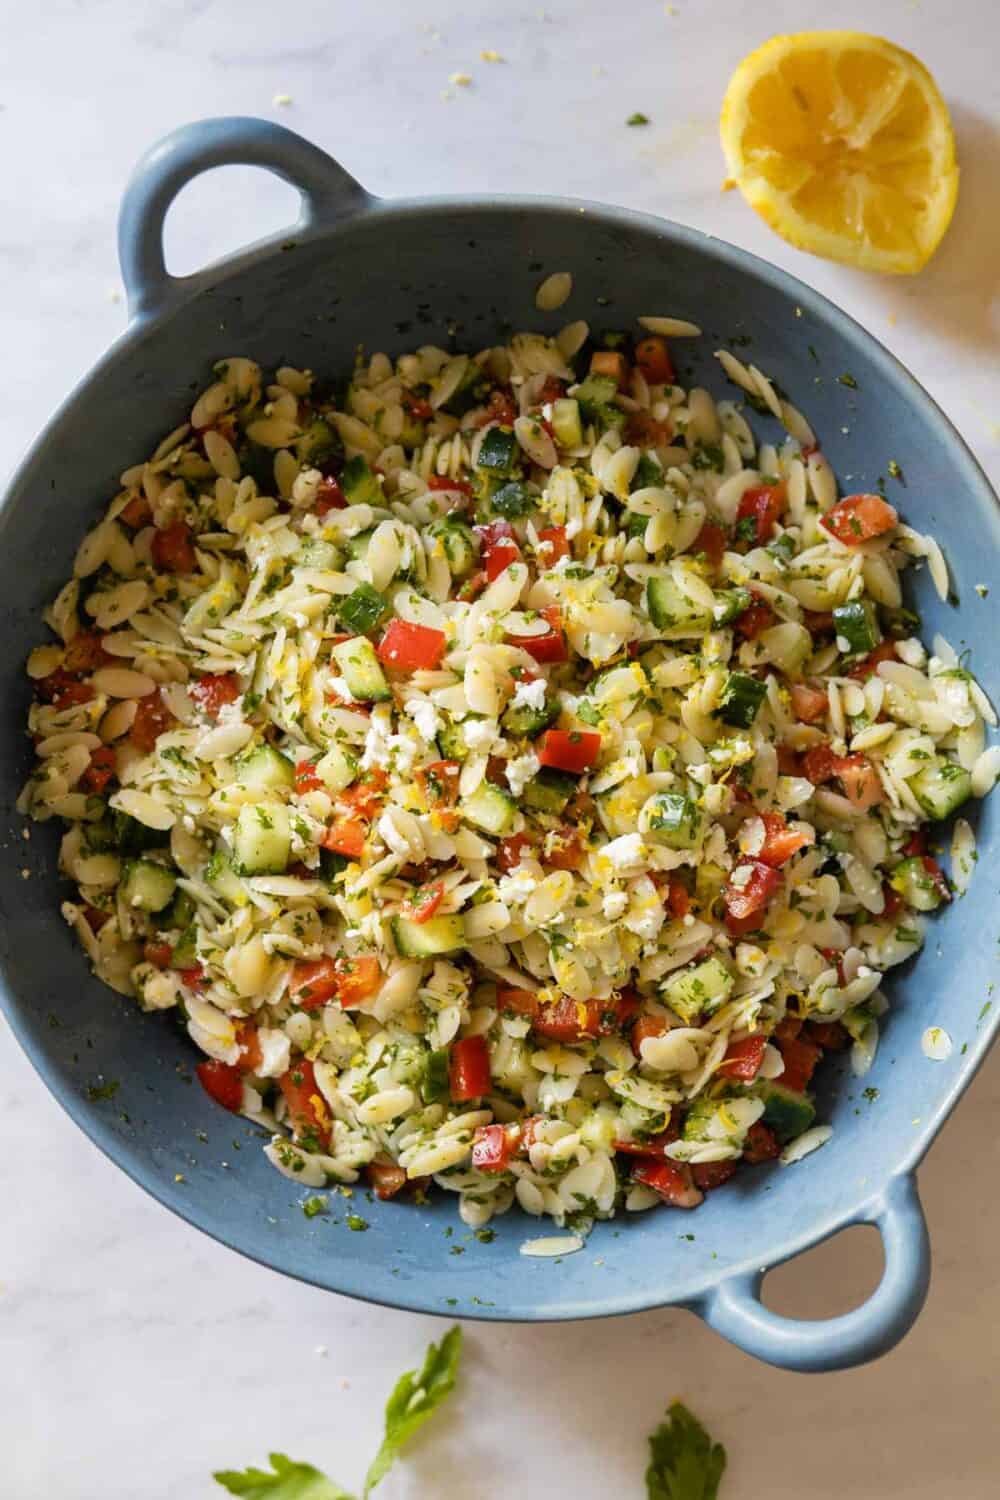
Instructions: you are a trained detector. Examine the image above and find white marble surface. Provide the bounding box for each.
[2,1,999,1495]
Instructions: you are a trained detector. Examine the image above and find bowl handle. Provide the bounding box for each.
[701,1172,930,1372]
[117,116,371,322]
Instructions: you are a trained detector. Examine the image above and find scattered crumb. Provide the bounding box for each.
[922,1026,952,1061]
[449,71,472,87]
[887,312,898,326]
[440,89,454,102]
[108,288,122,304]
[722,177,737,191]
[593,65,606,77]
[975,583,989,598]
[480,49,504,62]
[626,111,650,127]
[174,1173,186,1184]
[21,828,29,840]
[20,869,30,880]
[272,93,293,107]
[314,1345,328,1358]
[340,1378,351,1390]
[665,3,678,11]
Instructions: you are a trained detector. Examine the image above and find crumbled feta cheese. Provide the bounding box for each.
[512,677,547,712]
[291,467,322,507]
[407,697,441,743]
[603,833,647,874]
[328,675,354,703]
[730,863,753,890]
[463,718,499,751]
[499,868,538,904]
[506,751,540,797]
[602,889,628,920]
[255,1027,292,1078]
[895,636,927,669]
[737,815,765,858]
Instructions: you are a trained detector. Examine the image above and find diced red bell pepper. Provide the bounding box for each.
[847,639,898,681]
[235,1021,264,1073]
[737,483,786,544]
[536,525,570,563]
[664,877,690,919]
[632,1158,703,1208]
[734,592,777,640]
[487,388,518,426]
[498,990,637,1044]
[633,335,675,386]
[789,681,828,723]
[63,631,112,674]
[322,816,367,859]
[471,1122,522,1173]
[692,1159,738,1191]
[920,854,951,903]
[807,1019,849,1050]
[803,609,836,635]
[37,670,95,708]
[881,882,904,920]
[402,390,435,422]
[338,769,388,819]
[449,1035,491,1101]
[624,410,672,447]
[144,940,173,969]
[79,746,117,795]
[289,958,342,1011]
[902,830,927,857]
[83,904,110,932]
[778,1035,821,1093]
[535,376,567,407]
[613,1125,678,1158]
[400,880,445,923]
[368,1156,408,1200]
[294,759,324,795]
[120,494,153,529]
[497,832,535,871]
[835,754,883,810]
[716,1032,767,1081]
[723,859,783,936]
[542,826,585,871]
[278,1058,332,1150]
[177,964,208,992]
[511,604,567,664]
[630,1013,668,1059]
[129,692,175,752]
[196,1058,244,1113]
[757,810,814,867]
[692,522,728,571]
[427,474,473,498]
[477,520,522,581]
[151,520,198,573]
[314,477,348,514]
[744,1121,782,1163]
[820,494,898,546]
[190,673,241,717]
[537,728,601,774]
[377,618,447,672]
[589,349,629,389]
[332,954,382,1008]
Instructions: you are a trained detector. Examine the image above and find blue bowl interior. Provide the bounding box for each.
[2,200,997,1320]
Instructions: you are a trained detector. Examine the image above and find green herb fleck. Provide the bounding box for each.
[627,111,651,126]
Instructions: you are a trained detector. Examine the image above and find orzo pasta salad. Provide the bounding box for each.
[20,321,997,1232]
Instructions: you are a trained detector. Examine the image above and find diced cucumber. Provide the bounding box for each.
[477,426,519,474]
[297,538,342,570]
[330,636,391,703]
[592,403,626,434]
[232,801,291,875]
[909,758,972,820]
[392,913,466,957]
[296,418,343,472]
[112,810,165,856]
[523,768,577,814]
[121,859,177,914]
[172,923,199,970]
[313,743,358,794]
[161,888,196,931]
[427,518,478,577]
[758,1081,816,1143]
[463,780,517,835]
[550,398,583,449]
[340,455,382,506]
[235,743,295,792]
[84,813,118,854]
[632,453,664,490]
[574,375,619,417]
[345,528,375,561]
[716,672,767,729]
[695,861,727,915]
[713,586,752,626]
[889,855,946,912]
[502,693,560,739]
[184,575,239,635]
[437,716,470,761]
[205,851,248,907]
[490,480,534,518]
[421,1047,451,1103]
[337,583,388,634]
[646,575,713,638]
[319,847,350,885]
[833,599,880,655]
[662,956,734,1022]
[645,791,702,849]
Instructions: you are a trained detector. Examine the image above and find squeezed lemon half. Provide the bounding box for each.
[721,31,959,274]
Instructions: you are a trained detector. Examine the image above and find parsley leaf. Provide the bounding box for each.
[213,1453,353,1498]
[646,1401,727,1500]
[627,111,651,126]
[363,1326,462,1494]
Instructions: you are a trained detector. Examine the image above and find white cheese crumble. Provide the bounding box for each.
[407,697,441,744]
[603,833,647,874]
[602,889,628,920]
[512,677,547,712]
[463,718,500,751]
[506,752,540,797]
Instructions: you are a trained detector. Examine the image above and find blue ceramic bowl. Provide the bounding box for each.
[2,119,996,1372]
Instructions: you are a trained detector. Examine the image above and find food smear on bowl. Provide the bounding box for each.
[19,323,996,1235]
